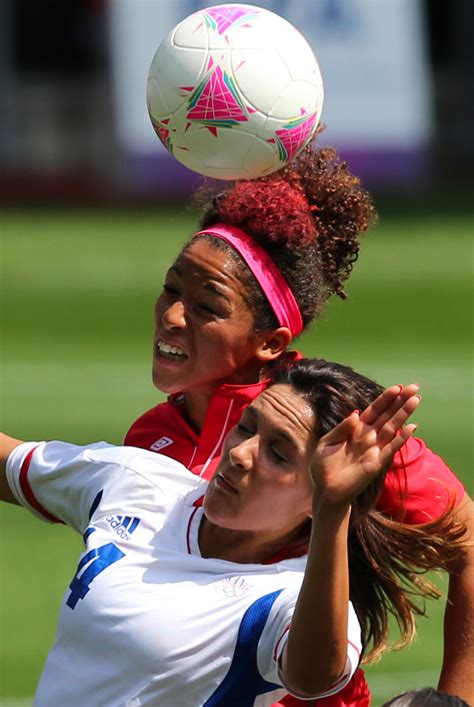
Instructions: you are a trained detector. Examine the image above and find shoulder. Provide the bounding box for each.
[124,398,191,448]
[391,437,461,485]
[127,400,177,427]
[380,437,465,523]
[391,436,426,468]
[88,443,203,493]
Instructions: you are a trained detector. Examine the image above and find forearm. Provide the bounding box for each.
[282,383,419,696]
[438,496,474,702]
[282,501,351,697]
[0,433,24,504]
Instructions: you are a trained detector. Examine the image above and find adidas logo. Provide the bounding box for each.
[150,436,174,452]
[105,515,140,541]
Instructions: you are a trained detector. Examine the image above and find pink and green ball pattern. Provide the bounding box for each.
[185,58,249,129]
[201,5,260,35]
[150,118,173,153]
[147,3,324,179]
[180,53,319,160]
[274,112,320,162]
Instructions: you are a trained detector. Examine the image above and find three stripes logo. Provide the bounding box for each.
[105,514,140,541]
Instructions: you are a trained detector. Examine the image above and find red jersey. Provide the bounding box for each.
[125,378,269,481]
[125,375,465,707]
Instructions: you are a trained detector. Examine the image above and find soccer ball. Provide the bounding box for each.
[147,3,324,180]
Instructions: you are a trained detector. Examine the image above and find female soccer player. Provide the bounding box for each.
[125,146,474,705]
[0,360,467,705]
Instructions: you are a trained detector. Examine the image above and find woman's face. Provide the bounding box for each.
[204,384,316,534]
[153,239,267,395]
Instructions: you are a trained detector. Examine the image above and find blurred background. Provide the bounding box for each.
[1,0,473,198]
[1,0,473,705]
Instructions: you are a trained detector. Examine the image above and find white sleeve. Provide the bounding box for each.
[257,587,362,700]
[5,440,125,534]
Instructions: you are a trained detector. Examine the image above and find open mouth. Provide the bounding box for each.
[156,340,188,362]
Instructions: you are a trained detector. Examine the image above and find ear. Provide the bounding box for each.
[255,327,293,362]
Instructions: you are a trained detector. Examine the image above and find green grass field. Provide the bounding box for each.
[1,201,472,705]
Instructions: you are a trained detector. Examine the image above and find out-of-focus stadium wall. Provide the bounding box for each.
[109,0,432,195]
[0,0,473,202]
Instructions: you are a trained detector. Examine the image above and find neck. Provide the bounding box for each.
[198,516,308,564]
[181,388,214,433]
[181,359,267,433]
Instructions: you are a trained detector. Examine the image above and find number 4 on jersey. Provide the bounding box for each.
[67,492,140,610]
[66,537,125,609]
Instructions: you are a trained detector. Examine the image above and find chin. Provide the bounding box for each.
[203,494,245,530]
[153,380,179,394]
[152,370,185,395]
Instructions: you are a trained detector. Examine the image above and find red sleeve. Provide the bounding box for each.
[377,437,465,524]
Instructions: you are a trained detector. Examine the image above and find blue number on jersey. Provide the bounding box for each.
[67,492,119,610]
[66,492,141,610]
[66,539,125,609]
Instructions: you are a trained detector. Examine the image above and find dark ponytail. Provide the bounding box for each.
[348,505,465,662]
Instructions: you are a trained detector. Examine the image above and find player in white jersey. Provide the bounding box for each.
[0,359,465,707]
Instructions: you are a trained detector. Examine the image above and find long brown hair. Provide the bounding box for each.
[270,358,468,662]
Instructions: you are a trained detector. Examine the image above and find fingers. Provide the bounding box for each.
[379,423,418,468]
[358,385,405,426]
[318,384,421,454]
[360,384,419,427]
[376,393,421,445]
[359,384,420,439]
[319,411,360,446]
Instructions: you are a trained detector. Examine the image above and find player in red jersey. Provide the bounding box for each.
[125,146,474,705]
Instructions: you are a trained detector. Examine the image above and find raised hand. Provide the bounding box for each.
[310,384,421,509]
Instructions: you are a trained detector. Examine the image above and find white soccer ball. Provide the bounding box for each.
[147,3,324,180]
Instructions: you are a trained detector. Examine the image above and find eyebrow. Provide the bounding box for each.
[169,266,232,303]
[247,407,300,448]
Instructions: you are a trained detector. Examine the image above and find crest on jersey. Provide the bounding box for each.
[214,576,252,598]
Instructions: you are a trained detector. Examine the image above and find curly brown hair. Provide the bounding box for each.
[192,144,377,333]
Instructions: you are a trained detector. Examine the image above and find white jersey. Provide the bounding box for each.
[6,441,362,707]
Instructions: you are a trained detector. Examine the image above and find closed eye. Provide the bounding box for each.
[271,447,288,463]
[163,283,179,296]
[198,302,217,315]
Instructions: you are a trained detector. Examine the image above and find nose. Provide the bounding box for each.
[228,437,257,472]
[161,300,186,331]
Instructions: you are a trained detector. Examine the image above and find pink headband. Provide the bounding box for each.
[195,223,303,336]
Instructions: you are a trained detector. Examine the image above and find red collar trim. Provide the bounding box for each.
[262,541,309,564]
